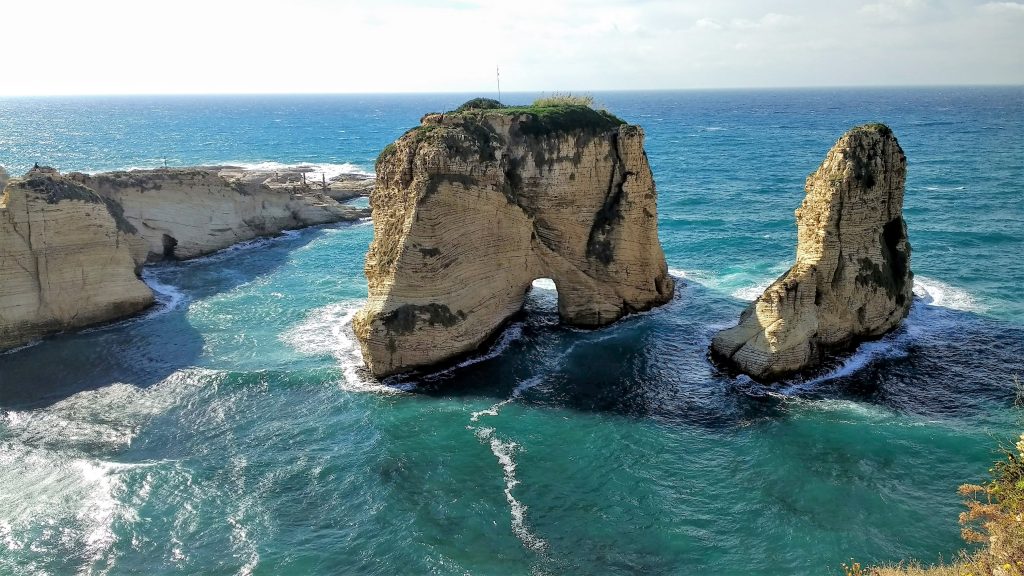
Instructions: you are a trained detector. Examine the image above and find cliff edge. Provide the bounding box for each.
[711,124,913,379]
[353,101,675,377]
[0,167,154,350]
[72,167,367,261]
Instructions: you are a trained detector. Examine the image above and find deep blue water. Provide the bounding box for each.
[1,88,1022,575]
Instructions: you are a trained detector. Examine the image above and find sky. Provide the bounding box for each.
[1,0,1021,95]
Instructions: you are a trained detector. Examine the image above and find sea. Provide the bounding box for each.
[0,88,1022,575]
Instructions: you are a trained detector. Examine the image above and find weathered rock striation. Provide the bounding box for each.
[72,167,368,261]
[353,103,675,377]
[1,164,369,351]
[0,167,154,350]
[711,124,913,379]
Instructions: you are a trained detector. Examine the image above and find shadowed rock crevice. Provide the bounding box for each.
[354,102,674,377]
[710,124,913,380]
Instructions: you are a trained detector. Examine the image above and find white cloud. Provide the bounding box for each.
[695,17,724,30]
[731,13,797,30]
[860,0,929,21]
[0,0,1020,95]
[980,1,1024,12]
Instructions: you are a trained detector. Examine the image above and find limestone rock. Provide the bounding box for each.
[0,168,154,350]
[354,105,675,377]
[711,124,913,379]
[326,173,375,202]
[71,167,368,261]
[0,166,8,190]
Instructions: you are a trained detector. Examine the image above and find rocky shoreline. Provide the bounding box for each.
[1,104,915,382]
[0,164,372,351]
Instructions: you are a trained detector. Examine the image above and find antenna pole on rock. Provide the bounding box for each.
[497,66,501,103]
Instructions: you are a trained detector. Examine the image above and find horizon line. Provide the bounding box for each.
[1,83,1022,99]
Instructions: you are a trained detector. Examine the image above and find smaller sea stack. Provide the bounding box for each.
[711,124,913,379]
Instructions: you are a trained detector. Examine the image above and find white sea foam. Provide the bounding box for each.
[470,375,545,422]
[731,280,772,302]
[94,161,374,180]
[0,443,174,569]
[2,368,219,451]
[281,302,414,394]
[913,276,985,312]
[469,426,547,552]
[173,228,307,267]
[225,161,373,180]
[142,270,188,316]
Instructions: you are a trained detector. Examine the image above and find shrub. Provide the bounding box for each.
[455,98,505,112]
[855,378,1024,575]
[533,93,595,107]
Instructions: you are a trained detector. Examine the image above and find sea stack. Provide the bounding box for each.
[354,100,675,377]
[711,124,913,379]
[0,167,154,350]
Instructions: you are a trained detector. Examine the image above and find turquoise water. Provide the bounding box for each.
[1,88,1022,575]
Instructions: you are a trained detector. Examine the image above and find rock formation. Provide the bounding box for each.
[353,103,675,377]
[711,124,913,379]
[1,164,369,351]
[0,167,154,350]
[72,167,368,261]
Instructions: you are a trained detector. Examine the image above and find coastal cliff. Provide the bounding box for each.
[1,165,369,351]
[72,167,367,261]
[353,101,675,377]
[0,167,153,350]
[711,124,913,379]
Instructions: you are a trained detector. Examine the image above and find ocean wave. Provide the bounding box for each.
[0,449,135,570]
[922,185,967,192]
[142,269,189,316]
[0,369,218,567]
[2,368,220,451]
[0,339,42,356]
[281,302,414,394]
[91,161,374,179]
[171,228,306,267]
[913,276,985,312]
[223,161,373,180]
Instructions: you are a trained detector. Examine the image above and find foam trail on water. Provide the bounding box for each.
[471,427,547,552]
[470,375,545,422]
[174,228,307,267]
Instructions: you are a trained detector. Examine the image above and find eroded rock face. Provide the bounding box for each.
[354,107,675,377]
[0,168,154,350]
[72,167,367,261]
[711,124,913,379]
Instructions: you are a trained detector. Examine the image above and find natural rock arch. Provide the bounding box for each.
[354,104,675,377]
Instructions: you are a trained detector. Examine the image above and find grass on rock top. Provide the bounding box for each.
[376,97,626,167]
